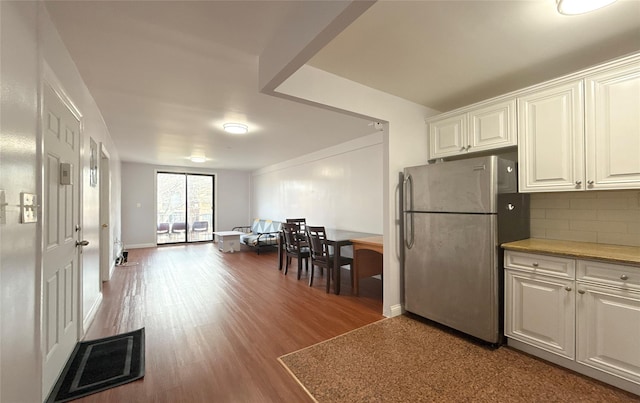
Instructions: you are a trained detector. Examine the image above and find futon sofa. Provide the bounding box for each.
[233,219,282,254]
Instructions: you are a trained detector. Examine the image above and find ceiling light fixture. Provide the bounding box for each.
[556,0,617,15]
[223,123,248,134]
[190,156,206,163]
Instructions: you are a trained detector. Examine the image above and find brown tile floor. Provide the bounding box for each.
[280,315,640,403]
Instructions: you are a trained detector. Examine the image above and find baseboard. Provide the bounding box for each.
[507,338,640,396]
[126,243,155,249]
[108,261,116,279]
[82,292,103,337]
[386,304,403,318]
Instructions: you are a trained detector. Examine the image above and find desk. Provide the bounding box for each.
[350,236,383,296]
[278,229,380,294]
[212,231,245,252]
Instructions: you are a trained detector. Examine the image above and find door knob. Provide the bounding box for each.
[102,223,108,228]
[76,240,89,247]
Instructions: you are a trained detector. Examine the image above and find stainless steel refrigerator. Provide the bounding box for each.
[402,155,529,344]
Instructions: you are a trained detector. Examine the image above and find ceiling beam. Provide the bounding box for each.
[258,0,375,95]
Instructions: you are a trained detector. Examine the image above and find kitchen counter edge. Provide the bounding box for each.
[501,238,640,266]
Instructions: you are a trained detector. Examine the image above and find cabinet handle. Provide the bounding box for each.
[620,274,629,281]
[565,286,572,292]
[466,145,472,150]
[460,146,466,151]
[532,262,539,267]
[587,180,594,185]
[575,180,582,186]
[578,289,585,295]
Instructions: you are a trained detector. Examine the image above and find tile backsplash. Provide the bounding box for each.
[530,190,640,247]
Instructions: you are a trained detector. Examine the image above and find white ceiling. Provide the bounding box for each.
[309,0,640,112]
[45,0,640,171]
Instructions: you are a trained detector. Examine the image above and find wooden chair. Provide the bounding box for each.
[306,226,352,292]
[282,223,310,279]
[286,218,307,245]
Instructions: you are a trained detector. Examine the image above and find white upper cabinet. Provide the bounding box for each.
[426,52,640,193]
[428,98,516,159]
[518,55,640,193]
[469,98,516,151]
[585,60,640,189]
[428,113,467,158]
[517,80,585,192]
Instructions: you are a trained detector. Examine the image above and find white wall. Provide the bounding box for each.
[0,2,122,401]
[121,162,251,248]
[0,2,41,401]
[252,132,383,233]
[277,65,439,317]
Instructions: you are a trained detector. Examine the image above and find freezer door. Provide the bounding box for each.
[404,212,500,343]
[404,156,502,213]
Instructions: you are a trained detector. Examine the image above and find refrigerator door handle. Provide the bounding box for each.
[403,173,414,249]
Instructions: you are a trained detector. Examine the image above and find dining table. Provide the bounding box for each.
[350,235,384,296]
[278,228,381,295]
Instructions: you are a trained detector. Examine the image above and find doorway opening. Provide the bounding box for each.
[156,172,215,245]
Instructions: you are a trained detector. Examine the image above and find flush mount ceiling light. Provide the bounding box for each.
[556,0,617,15]
[190,156,206,163]
[223,123,248,134]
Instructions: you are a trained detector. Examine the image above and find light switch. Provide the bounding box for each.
[0,190,6,225]
[20,192,37,223]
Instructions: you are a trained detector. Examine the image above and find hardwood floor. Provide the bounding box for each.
[78,243,384,402]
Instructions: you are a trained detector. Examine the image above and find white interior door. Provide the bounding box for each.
[42,83,81,396]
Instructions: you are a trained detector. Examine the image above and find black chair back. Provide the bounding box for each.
[282,223,302,252]
[286,218,306,238]
[306,226,329,261]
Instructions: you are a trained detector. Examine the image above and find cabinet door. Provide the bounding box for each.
[469,98,516,152]
[585,61,640,190]
[576,283,640,385]
[428,113,467,159]
[505,270,575,359]
[518,81,585,192]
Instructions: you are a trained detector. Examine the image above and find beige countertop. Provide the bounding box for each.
[502,238,640,266]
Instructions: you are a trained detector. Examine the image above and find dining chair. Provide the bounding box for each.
[306,226,353,292]
[282,223,310,280]
[286,218,307,245]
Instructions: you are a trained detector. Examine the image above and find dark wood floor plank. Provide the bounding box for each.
[77,243,383,402]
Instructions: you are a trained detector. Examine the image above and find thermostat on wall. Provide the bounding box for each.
[60,162,72,185]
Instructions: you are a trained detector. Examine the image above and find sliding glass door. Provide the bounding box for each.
[156,172,214,244]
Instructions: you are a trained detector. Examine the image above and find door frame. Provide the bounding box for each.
[39,62,84,400]
[99,143,111,282]
[154,169,216,245]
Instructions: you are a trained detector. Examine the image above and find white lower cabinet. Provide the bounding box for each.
[505,270,575,359]
[576,261,640,385]
[504,251,640,395]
